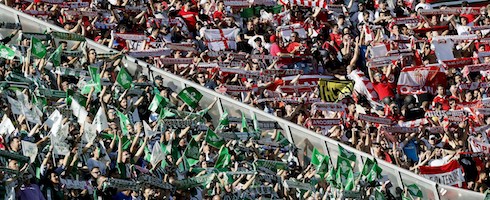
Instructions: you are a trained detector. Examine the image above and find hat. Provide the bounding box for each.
[154,76,163,81]
[270,35,277,43]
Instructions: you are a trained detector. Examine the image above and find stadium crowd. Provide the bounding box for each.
[0,0,490,199]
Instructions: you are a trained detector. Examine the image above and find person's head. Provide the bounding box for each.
[429,135,437,145]
[358,2,365,11]
[461,16,468,26]
[254,37,263,47]
[8,159,19,170]
[374,72,383,82]
[363,11,370,21]
[50,171,60,184]
[290,32,299,42]
[197,73,206,84]
[59,41,68,50]
[91,167,101,179]
[122,150,131,163]
[9,136,21,152]
[88,49,97,60]
[437,85,445,96]
[465,90,473,101]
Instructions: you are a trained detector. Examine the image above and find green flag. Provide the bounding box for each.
[0,44,15,59]
[252,113,260,133]
[89,66,101,91]
[344,168,354,191]
[338,144,356,162]
[178,87,202,109]
[218,109,229,128]
[375,189,386,200]
[215,146,231,169]
[361,158,375,176]
[116,110,130,135]
[30,36,46,58]
[316,154,330,178]
[48,45,62,66]
[205,129,225,149]
[406,184,423,198]
[311,147,324,166]
[117,67,132,89]
[336,156,353,177]
[325,166,336,186]
[159,107,175,119]
[240,112,248,132]
[184,138,200,167]
[366,162,382,182]
[275,131,290,146]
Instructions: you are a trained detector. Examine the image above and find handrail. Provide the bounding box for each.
[0,4,483,199]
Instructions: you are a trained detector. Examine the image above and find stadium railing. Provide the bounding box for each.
[0,4,483,200]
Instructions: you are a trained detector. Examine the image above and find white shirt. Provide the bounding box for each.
[415,3,432,11]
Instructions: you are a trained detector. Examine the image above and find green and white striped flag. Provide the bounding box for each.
[178,87,202,109]
[116,67,132,89]
[30,36,46,58]
[0,44,15,59]
[148,88,167,112]
[338,144,356,162]
[406,184,423,198]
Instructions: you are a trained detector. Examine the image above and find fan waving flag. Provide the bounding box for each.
[406,184,423,198]
[48,45,62,66]
[338,144,356,162]
[178,87,203,109]
[184,138,200,167]
[311,147,325,166]
[0,44,15,59]
[205,129,225,149]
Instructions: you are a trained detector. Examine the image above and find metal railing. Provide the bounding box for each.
[0,4,483,199]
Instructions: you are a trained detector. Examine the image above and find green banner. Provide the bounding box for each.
[0,44,15,59]
[51,31,86,41]
[31,36,47,59]
[117,67,132,89]
[0,150,30,163]
[254,159,288,171]
[174,174,215,189]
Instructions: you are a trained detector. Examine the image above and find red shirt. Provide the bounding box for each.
[372,79,395,100]
[213,11,224,21]
[286,42,301,55]
[330,32,343,47]
[432,95,450,110]
[178,9,198,31]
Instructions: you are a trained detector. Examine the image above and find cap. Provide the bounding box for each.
[270,35,277,43]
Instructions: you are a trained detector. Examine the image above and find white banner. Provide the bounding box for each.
[359,114,392,125]
[204,28,239,51]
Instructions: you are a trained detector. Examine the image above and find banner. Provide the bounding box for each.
[278,85,315,94]
[21,32,52,40]
[309,118,341,127]
[255,159,288,171]
[477,108,490,116]
[107,178,140,191]
[128,49,171,58]
[162,119,197,128]
[21,140,37,163]
[256,97,321,104]
[223,0,249,7]
[218,85,250,93]
[393,17,420,25]
[290,0,329,9]
[166,43,196,52]
[0,117,15,135]
[59,2,90,9]
[174,174,215,189]
[112,33,147,41]
[311,102,346,112]
[23,10,50,16]
[397,65,446,95]
[469,136,490,154]
[0,150,30,163]
[55,67,89,77]
[419,7,481,15]
[442,57,475,69]
[155,58,194,65]
[262,69,302,77]
[137,175,173,189]
[0,22,21,29]
[94,22,117,30]
[204,28,239,51]
[419,160,465,187]
[318,79,353,102]
[60,179,93,192]
[0,44,15,60]
[283,75,334,85]
[382,126,419,133]
[463,63,490,77]
[51,31,86,41]
[359,114,392,125]
[64,10,98,17]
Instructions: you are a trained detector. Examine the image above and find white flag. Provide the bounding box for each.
[70,98,88,125]
[7,96,23,115]
[144,121,157,138]
[21,140,38,163]
[83,122,97,144]
[150,141,164,167]
[44,110,62,128]
[203,28,239,51]
[0,116,15,135]
[92,107,108,132]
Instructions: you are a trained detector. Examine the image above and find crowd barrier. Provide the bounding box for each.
[0,4,483,200]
